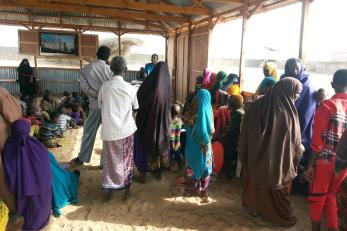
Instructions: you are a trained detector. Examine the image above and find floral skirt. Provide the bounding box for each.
[102,135,134,191]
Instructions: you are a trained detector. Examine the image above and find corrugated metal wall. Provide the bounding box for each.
[0,67,138,95]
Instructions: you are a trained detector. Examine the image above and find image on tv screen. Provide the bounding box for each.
[40,32,78,55]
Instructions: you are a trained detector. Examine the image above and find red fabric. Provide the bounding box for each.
[311,93,347,159]
[212,141,224,175]
[309,157,347,229]
[214,106,232,141]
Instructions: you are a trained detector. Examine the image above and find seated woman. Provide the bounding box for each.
[184,89,214,203]
[2,120,52,231]
[49,151,79,217]
[238,78,303,227]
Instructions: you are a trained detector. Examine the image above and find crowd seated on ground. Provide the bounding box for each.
[0,52,346,231]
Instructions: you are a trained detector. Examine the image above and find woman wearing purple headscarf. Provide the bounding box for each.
[283,58,317,195]
[2,120,52,231]
[201,68,211,89]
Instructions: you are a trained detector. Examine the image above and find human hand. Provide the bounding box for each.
[305,166,315,182]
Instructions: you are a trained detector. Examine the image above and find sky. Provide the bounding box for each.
[0,0,347,61]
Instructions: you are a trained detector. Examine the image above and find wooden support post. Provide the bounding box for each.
[34,55,37,69]
[299,0,311,61]
[118,21,122,56]
[118,33,122,56]
[80,60,82,70]
[187,23,192,95]
[165,36,168,63]
[238,3,249,91]
[173,32,178,101]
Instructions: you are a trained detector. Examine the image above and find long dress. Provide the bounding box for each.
[238,78,303,227]
[185,89,214,195]
[135,62,172,172]
[2,120,52,231]
[50,152,79,216]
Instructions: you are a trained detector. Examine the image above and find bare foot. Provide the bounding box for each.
[123,188,133,202]
[103,191,113,202]
[6,214,24,231]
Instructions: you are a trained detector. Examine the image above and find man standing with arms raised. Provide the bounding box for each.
[72,46,112,165]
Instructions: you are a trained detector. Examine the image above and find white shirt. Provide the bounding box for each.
[98,75,139,141]
[80,60,113,109]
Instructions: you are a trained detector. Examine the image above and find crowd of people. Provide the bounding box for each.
[0,45,346,231]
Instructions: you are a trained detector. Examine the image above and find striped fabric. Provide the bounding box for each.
[170,118,182,151]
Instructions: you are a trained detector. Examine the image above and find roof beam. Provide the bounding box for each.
[0,0,189,23]
[0,19,166,35]
[48,0,210,15]
[202,0,243,3]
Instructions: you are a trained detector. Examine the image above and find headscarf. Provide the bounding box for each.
[257,76,276,95]
[136,61,172,156]
[185,89,213,179]
[336,129,347,173]
[2,120,52,198]
[284,58,317,151]
[263,62,279,81]
[195,76,203,91]
[227,84,240,95]
[207,73,217,91]
[201,69,211,89]
[238,78,303,189]
[211,71,227,104]
[17,59,33,76]
[221,74,239,91]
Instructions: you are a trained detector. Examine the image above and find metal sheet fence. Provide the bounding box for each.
[0,67,138,95]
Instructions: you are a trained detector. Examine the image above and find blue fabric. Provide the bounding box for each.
[284,59,317,151]
[49,152,79,216]
[184,89,213,179]
[258,76,276,95]
[144,63,155,76]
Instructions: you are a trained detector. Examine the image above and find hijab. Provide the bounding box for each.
[221,73,239,91]
[136,61,172,156]
[211,71,227,104]
[185,89,213,179]
[284,58,317,151]
[263,62,279,81]
[17,59,33,76]
[238,78,303,189]
[2,120,52,198]
[201,69,211,89]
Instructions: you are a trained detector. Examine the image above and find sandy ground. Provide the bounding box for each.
[43,128,311,231]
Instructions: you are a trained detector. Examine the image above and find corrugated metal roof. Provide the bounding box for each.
[0,0,299,34]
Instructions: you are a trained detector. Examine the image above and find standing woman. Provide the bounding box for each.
[238,78,303,227]
[135,62,172,182]
[17,59,36,98]
[184,89,214,203]
[283,58,317,195]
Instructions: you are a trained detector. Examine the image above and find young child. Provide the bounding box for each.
[59,91,71,107]
[23,106,41,137]
[40,90,58,114]
[71,104,84,126]
[306,69,347,231]
[71,91,83,105]
[222,94,244,179]
[315,88,327,105]
[39,111,63,148]
[56,106,77,133]
[170,104,183,170]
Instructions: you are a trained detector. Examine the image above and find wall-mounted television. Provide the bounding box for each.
[39,32,78,56]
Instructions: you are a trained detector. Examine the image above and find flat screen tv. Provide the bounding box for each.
[40,32,78,56]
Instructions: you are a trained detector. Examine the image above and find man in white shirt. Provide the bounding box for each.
[72,46,112,165]
[98,56,138,201]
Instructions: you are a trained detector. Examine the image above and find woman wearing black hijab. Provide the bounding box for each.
[17,59,36,97]
[134,62,172,183]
